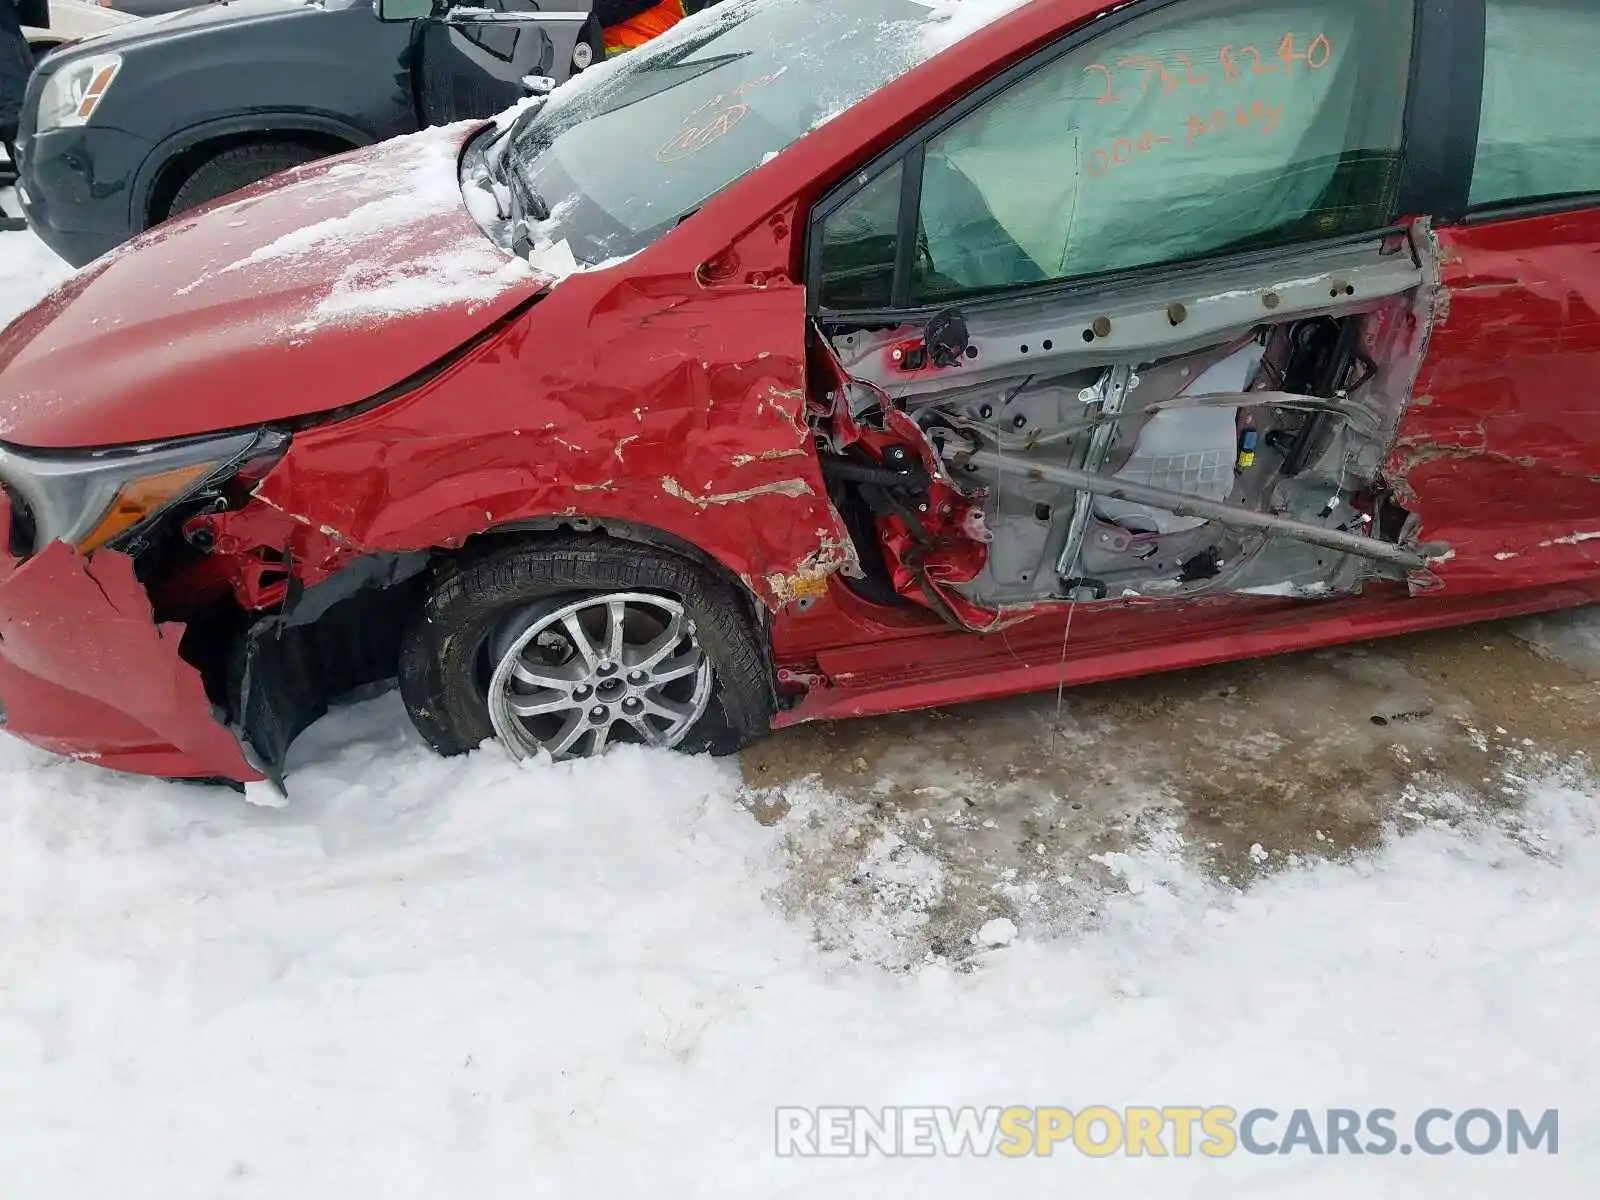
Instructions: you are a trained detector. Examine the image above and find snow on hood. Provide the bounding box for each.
[205,124,539,330]
[0,124,548,449]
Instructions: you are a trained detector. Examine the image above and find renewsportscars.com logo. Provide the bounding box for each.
[775,1106,1560,1158]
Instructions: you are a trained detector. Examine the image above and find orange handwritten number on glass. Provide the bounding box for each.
[656,103,748,163]
[1174,53,1210,86]
[1113,137,1135,164]
[1085,63,1122,105]
[1219,46,1241,82]
[1306,33,1332,69]
[1241,45,1279,75]
[1088,148,1112,177]
[1120,54,1193,94]
[734,68,786,95]
[683,93,724,124]
[1116,56,1164,95]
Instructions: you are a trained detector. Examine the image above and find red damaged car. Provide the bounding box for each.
[1,0,1597,789]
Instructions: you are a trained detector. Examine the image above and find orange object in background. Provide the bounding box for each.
[603,0,686,53]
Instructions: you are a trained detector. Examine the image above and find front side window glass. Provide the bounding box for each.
[903,0,1413,302]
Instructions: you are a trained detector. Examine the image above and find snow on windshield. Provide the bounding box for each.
[558,0,1035,118]
[505,0,1038,273]
[538,0,1037,131]
[914,0,1036,59]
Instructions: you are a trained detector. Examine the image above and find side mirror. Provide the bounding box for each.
[374,0,437,21]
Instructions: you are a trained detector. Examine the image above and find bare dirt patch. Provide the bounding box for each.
[741,615,1600,968]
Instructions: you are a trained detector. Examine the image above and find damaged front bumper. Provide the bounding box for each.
[0,491,262,784]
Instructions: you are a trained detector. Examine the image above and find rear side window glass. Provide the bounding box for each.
[1471,0,1600,209]
[911,0,1413,302]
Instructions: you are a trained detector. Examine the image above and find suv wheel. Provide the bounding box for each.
[167,141,328,220]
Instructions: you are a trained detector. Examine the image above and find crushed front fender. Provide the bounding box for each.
[0,500,262,782]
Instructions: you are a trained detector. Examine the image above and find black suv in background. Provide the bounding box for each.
[15,0,598,265]
[111,0,226,14]
[108,0,208,16]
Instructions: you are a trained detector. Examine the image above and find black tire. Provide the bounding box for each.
[167,141,328,220]
[398,537,775,759]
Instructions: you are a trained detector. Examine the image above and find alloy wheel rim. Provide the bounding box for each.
[486,592,713,762]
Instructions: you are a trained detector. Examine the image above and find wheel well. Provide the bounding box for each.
[178,524,764,722]
[200,525,771,781]
[460,519,770,633]
[146,129,358,225]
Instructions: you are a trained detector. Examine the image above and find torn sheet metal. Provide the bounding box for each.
[0,498,261,781]
[1387,212,1600,590]
[198,250,855,613]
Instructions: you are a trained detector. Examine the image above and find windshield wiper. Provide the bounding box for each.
[483,103,553,256]
[507,177,552,259]
[504,150,551,256]
[488,100,545,189]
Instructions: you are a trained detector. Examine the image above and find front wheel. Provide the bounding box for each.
[398,539,775,762]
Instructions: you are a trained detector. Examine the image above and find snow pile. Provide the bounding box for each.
[1,692,1599,1196]
[1513,607,1600,673]
[0,202,74,320]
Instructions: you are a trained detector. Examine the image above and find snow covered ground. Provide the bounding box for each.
[0,207,74,312]
[5,222,1600,1197]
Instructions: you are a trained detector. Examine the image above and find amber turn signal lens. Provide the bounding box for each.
[76,462,215,554]
[75,64,121,122]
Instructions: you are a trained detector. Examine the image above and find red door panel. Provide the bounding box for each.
[1389,209,1600,592]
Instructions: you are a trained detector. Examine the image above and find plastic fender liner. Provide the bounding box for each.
[237,551,430,790]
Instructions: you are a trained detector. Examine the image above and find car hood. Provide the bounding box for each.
[0,123,548,449]
[27,0,137,41]
[52,0,329,52]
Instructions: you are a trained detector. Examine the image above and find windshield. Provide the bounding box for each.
[503,0,989,266]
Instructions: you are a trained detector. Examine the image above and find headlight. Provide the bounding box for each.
[0,429,287,557]
[36,54,123,133]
